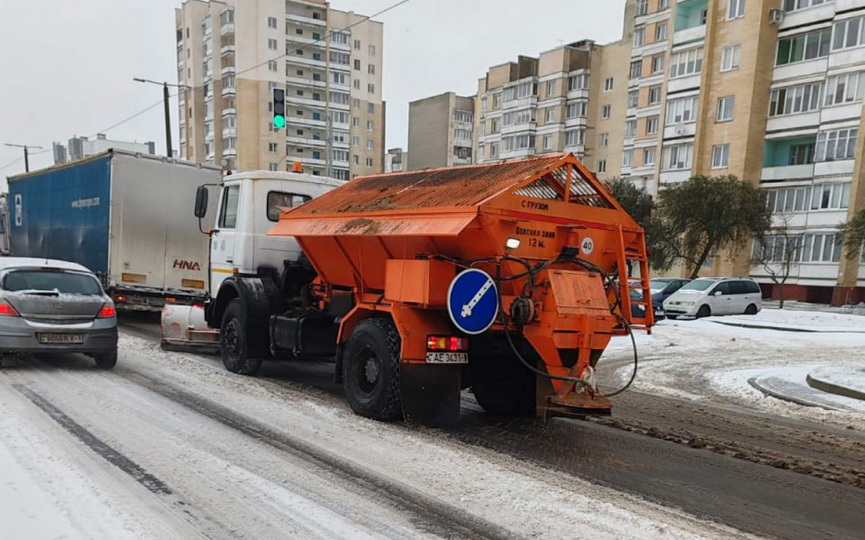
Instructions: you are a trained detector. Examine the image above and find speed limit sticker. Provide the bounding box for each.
[581,237,595,255]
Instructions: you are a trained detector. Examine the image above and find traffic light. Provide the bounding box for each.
[272,87,286,129]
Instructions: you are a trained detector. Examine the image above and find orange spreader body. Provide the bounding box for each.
[269,153,652,416]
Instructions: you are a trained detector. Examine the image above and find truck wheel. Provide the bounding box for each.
[93,350,117,370]
[343,318,402,421]
[469,335,535,417]
[220,299,262,375]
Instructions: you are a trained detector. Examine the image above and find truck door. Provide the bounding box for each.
[211,184,241,291]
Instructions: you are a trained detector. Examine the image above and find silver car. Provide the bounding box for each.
[0,258,118,368]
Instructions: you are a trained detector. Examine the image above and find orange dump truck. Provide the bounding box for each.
[258,153,652,425]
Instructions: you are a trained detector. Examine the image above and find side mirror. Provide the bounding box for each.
[194,185,209,218]
[713,290,723,296]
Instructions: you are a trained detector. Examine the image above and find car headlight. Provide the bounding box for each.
[681,301,695,306]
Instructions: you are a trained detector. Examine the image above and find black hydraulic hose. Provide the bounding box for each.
[601,316,639,398]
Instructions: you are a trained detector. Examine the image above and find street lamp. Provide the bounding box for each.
[133,78,189,158]
[4,143,43,172]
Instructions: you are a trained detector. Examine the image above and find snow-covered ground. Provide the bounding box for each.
[0,336,755,540]
[604,308,865,428]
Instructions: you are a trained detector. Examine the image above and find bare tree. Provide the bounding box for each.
[751,214,802,309]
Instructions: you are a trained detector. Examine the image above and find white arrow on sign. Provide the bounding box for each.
[461,277,494,318]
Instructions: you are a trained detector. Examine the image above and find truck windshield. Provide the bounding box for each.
[2,270,103,295]
[680,279,716,292]
[219,185,240,229]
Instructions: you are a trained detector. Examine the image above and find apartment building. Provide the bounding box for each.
[407,92,474,170]
[175,0,385,180]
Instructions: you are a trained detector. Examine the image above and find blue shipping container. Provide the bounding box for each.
[8,155,112,279]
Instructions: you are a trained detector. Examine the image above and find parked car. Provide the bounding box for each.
[0,258,118,368]
[662,277,762,319]
[629,288,666,321]
[649,278,691,305]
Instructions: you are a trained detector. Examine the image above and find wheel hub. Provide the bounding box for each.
[364,357,380,384]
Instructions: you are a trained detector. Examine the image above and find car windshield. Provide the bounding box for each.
[679,279,716,292]
[2,270,103,295]
[650,279,674,292]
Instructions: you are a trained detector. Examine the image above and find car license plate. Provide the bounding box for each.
[38,333,84,344]
[425,352,468,364]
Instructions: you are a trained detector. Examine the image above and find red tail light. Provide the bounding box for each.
[97,305,117,318]
[0,301,20,317]
[426,335,468,351]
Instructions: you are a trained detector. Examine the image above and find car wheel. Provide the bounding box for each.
[666,315,678,320]
[220,299,262,375]
[94,350,117,370]
[696,305,711,318]
[744,304,758,315]
[343,318,402,421]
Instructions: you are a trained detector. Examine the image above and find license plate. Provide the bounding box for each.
[425,352,468,364]
[38,333,84,344]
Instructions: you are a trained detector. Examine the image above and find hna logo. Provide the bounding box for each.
[173,259,201,271]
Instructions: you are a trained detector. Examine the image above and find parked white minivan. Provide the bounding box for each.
[662,277,762,319]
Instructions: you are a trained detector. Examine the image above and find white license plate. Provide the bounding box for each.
[38,333,84,344]
[425,352,468,364]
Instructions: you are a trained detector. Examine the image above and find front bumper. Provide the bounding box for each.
[662,303,698,317]
[0,317,118,355]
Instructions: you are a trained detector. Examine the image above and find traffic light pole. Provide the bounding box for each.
[163,82,173,159]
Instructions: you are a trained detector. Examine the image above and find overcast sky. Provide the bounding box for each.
[0,0,625,183]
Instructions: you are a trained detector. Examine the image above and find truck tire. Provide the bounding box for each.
[469,335,535,417]
[343,318,402,421]
[220,299,262,375]
[93,350,117,370]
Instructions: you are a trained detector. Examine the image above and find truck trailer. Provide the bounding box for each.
[165,154,653,425]
[7,150,221,310]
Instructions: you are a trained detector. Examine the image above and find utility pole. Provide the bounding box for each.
[4,143,43,172]
[134,77,187,158]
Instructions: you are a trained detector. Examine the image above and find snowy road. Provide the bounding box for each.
[2,310,865,539]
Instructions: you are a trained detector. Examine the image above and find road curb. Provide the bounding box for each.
[747,377,839,410]
[806,374,865,402]
[712,320,865,333]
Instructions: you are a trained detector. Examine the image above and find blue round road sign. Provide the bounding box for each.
[447,269,499,335]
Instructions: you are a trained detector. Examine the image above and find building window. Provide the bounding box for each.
[603,77,614,91]
[367,102,375,113]
[633,27,645,47]
[330,51,350,65]
[366,157,374,167]
[727,0,746,19]
[268,142,278,153]
[597,160,607,173]
[721,45,741,71]
[643,147,656,165]
[623,149,634,167]
[492,93,501,108]
[815,128,858,161]
[369,44,376,56]
[546,80,557,96]
[655,22,667,41]
[455,109,473,123]
[711,144,730,168]
[268,60,278,72]
[567,101,587,118]
[490,118,500,133]
[627,90,639,108]
[368,64,376,75]
[648,85,662,104]
[776,29,831,65]
[629,60,642,79]
[366,140,375,150]
[824,71,865,106]
[599,133,609,148]
[651,54,664,73]
[332,32,349,45]
[543,135,553,150]
[716,96,735,122]
[636,0,648,16]
[670,47,703,78]
[353,59,361,70]
[783,0,833,11]
[351,136,359,146]
[565,129,584,146]
[366,120,374,131]
[646,116,659,134]
[332,72,348,85]
[353,39,361,50]
[833,16,865,51]
[666,95,698,124]
[454,128,472,141]
[601,104,611,119]
[490,143,499,158]
[662,143,694,170]
[267,16,277,29]
[353,79,360,89]
[268,163,278,171]
[625,119,637,137]
[268,38,277,50]
[368,83,375,93]
[568,73,589,91]
[801,233,842,263]
[544,108,555,123]
[769,82,822,116]
[659,0,669,8]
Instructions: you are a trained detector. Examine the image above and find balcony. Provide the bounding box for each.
[663,122,696,139]
[221,85,236,97]
[284,54,326,69]
[222,127,236,138]
[761,164,814,182]
[223,147,237,158]
[286,13,326,27]
[222,107,236,117]
[220,45,235,56]
[220,23,234,37]
[221,65,235,77]
[287,135,326,147]
[673,25,705,46]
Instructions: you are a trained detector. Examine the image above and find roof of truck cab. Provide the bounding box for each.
[0,258,93,273]
[223,170,344,188]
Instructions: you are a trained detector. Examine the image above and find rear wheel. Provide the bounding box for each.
[343,318,402,421]
[744,304,758,315]
[696,305,711,319]
[220,299,262,375]
[469,334,535,417]
[94,350,117,370]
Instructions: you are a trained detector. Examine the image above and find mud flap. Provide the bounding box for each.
[400,363,461,428]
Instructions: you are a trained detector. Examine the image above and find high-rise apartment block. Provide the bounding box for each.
[176,0,385,180]
[407,92,474,170]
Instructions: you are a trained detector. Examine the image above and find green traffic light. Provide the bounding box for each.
[273,115,285,128]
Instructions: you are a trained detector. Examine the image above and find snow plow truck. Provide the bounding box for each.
[162,153,653,426]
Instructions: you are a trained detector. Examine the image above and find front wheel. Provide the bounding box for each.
[696,305,711,319]
[220,299,262,375]
[343,318,402,421]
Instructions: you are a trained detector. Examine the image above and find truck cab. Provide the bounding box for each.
[201,171,342,325]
